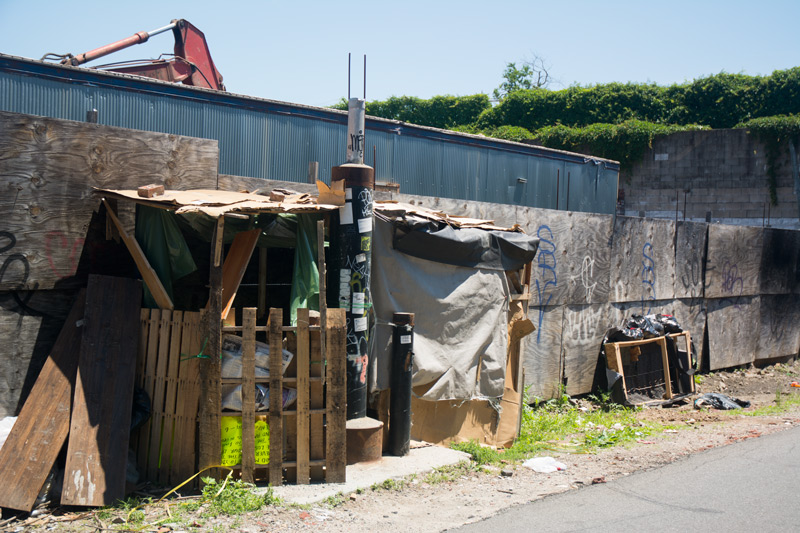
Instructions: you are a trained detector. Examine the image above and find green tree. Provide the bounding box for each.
[493,56,552,100]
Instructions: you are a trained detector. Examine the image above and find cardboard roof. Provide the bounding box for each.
[374,201,523,233]
[93,188,341,217]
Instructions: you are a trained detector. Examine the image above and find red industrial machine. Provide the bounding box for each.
[43,19,225,91]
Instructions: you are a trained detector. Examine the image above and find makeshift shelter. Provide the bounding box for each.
[369,202,539,447]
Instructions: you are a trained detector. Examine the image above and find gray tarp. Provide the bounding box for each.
[370,217,511,401]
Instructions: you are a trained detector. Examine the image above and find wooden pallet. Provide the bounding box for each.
[135,309,204,486]
[220,307,346,485]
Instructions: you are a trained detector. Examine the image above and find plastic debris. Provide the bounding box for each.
[522,456,567,473]
[694,392,751,410]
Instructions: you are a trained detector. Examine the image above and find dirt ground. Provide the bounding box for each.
[6,358,800,533]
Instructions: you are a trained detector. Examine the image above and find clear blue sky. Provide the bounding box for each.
[2,0,798,108]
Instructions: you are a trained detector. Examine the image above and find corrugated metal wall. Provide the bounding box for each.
[0,54,619,214]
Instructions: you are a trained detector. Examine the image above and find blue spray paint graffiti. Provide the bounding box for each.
[641,242,656,314]
[535,225,557,343]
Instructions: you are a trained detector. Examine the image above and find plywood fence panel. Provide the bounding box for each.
[522,305,564,399]
[756,294,800,361]
[610,216,676,305]
[0,111,219,290]
[706,296,760,370]
[759,228,800,295]
[517,210,613,306]
[562,303,612,395]
[705,224,763,299]
[675,221,708,299]
[671,298,707,359]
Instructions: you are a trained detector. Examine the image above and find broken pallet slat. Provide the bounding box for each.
[61,275,142,507]
[0,290,86,512]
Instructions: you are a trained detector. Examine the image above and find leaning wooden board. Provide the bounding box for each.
[0,290,85,512]
[0,110,219,291]
[61,275,142,506]
[522,304,565,399]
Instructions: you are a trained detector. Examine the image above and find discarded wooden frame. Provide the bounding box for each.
[604,331,695,406]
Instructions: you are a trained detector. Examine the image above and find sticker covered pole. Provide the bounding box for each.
[332,94,374,420]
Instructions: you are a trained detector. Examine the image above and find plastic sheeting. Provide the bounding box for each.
[289,214,321,325]
[135,206,198,308]
[370,217,510,401]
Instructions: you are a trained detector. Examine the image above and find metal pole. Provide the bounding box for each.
[332,97,374,420]
[389,312,414,456]
[555,169,560,210]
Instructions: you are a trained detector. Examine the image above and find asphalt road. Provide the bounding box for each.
[451,425,800,532]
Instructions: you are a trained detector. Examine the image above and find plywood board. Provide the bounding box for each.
[561,303,612,395]
[62,275,142,506]
[0,290,85,512]
[675,221,708,299]
[513,209,613,305]
[759,228,800,295]
[609,217,676,305]
[0,110,219,290]
[0,289,78,417]
[325,308,347,483]
[522,305,564,399]
[705,224,763,298]
[671,298,707,363]
[756,294,800,360]
[706,296,760,371]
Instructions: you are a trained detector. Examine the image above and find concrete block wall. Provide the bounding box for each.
[621,129,799,229]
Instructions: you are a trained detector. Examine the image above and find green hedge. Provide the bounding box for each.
[738,114,800,204]
[332,94,491,130]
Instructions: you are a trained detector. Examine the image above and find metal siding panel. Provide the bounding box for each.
[0,62,619,211]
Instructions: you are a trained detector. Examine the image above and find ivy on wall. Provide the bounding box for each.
[738,114,800,204]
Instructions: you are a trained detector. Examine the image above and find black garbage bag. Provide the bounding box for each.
[130,386,152,432]
[694,393,751,410]
[626,314,662,338]
[605,326,645,343]
[650,313,682,334]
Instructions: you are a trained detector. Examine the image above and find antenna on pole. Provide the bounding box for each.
[348,53,351,100]
[363,55,366,99]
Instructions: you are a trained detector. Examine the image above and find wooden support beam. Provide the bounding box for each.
[258,247,267,319]
[103,199,174,310]
[207,227,261,321]
[241,308,257,483]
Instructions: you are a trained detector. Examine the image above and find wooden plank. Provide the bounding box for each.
[675,221,708,299]
[241,308,257,484]
[268,308,284,486]
[522,305,564,399]
[0,290,85,512]
[609,216,676,305]
[706,296,760,370]
[756,294,800,360]
[62,275,142,506]
[137,308,160,478]
[102,200,173,310]
[296,308,311,485]
[209,228,261,320]
[325,308,347,483]
[0,289,78,417]
[0,110,219,290]
[561,303,612,396]
[759,228,800,295]
[705,224,763,298]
